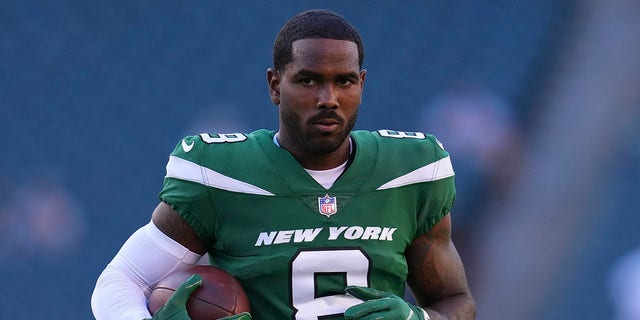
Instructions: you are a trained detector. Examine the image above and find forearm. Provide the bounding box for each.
[424,293,476,320]
[406,215,476,319]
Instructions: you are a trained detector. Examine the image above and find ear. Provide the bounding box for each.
[359,69,367,89]
[266,68,281,105]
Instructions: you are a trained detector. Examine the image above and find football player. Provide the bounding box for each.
[92,9,476,320]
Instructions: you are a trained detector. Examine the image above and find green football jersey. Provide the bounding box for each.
[159,129,455,320]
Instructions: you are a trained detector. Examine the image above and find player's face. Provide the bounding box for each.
[268,38,366,157]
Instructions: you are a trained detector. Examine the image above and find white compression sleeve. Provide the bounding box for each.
[91,221,202,320]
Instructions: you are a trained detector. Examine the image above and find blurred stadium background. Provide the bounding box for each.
[2,1,639,319]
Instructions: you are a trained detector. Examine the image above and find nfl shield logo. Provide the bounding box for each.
[318,194,337,217]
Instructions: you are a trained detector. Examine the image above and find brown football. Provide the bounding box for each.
[148,265,250,320]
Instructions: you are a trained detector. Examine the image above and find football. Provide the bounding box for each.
[148,265,250,320]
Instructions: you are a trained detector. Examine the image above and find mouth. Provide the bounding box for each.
[311,118,342,132]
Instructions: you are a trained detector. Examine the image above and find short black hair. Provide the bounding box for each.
[272,9,365,72]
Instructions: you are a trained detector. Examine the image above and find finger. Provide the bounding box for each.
[344,298,393,319]
[171,274,203,304]
[218,312,252,320]
[345,286,391,301]
[236,312,252,320]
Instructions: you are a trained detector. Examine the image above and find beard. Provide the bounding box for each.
[280,106,358,155]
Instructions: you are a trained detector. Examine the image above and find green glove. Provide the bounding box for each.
[150,274,203,320]
[217,312,252,320]
[344,286,429,320]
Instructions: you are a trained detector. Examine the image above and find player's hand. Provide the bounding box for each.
[344,286,429,320]
[217,312,252,320]
[149,274,203,320]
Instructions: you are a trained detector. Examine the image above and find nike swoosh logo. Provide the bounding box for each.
[181,139,194,152]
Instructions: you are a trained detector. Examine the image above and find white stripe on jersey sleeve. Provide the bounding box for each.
[376,156,454,190]
[165,155,275,196]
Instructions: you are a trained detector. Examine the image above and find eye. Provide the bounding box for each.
[301,78,318,86]
[336,78,356,86]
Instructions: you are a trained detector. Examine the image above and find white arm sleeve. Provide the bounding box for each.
[91,221,202,320]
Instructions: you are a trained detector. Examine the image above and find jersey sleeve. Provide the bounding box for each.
[415,134,456,236]
[158,135,218,245]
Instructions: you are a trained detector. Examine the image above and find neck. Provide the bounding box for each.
[274,133,352,170]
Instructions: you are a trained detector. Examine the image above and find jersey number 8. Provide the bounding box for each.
[377,130,426,139]
[291,248,370,319]
[199,133,248,143]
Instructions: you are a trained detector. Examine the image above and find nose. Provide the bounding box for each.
[317,84,339,109]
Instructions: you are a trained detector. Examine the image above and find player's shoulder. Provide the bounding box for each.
[169,129,273,162]
[349,129,454,190]
[353,129,450,160]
